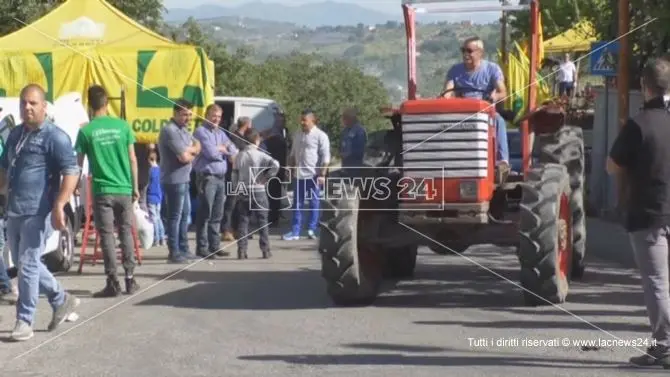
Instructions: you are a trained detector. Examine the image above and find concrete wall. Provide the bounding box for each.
[588,86,644,214]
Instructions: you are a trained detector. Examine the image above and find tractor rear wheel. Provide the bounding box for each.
[383,246,418,279]
[319,182,383,306]
[538,126,586,279]
[518,163,573,306]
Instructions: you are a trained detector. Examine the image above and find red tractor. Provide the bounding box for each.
[318,0,586,306]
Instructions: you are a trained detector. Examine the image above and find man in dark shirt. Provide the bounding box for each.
[607,57,670,368]
[261,111,290,225]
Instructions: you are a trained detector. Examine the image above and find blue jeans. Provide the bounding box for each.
[494,112,510,163]
[147,203,165,244]
[291,177,320,235]
[195,174,226,254]
[7,215,65,325]
[162,183,191,258]
[0,219,12,290]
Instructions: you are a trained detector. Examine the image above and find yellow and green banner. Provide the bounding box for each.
[0,0,215,144]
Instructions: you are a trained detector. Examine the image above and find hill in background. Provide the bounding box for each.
[171,14,501,103]
[164,1,500,27]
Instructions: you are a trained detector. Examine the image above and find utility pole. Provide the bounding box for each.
[501,10,508,68]
[617,0,629,130]
[500,0,510,95]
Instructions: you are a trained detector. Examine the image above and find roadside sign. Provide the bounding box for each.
[590,41,619,76]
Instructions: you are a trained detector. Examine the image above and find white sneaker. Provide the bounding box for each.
[11,320,34,341]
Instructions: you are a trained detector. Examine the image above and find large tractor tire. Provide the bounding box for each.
[319,181,383,306]
[383,246,418,279]
[537,126,586,279]
[518,163,573,306]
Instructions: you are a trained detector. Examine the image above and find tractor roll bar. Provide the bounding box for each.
[402,0,529,13]
[402,0,539,175]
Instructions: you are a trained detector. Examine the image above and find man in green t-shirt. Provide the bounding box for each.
[74,85,140,298]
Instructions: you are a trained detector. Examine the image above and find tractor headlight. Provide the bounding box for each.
[459,180,478,200]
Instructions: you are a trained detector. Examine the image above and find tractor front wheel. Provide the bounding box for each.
[518,163,573,306]
[383,246,418,279]
[319,182,383,306]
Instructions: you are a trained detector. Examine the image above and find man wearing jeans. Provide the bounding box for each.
[158,99,201,263]
[0,84,80,341]
[607,58,670,368]
[75,85,140,297]
[193,104,238,258]
[283,110,330,241]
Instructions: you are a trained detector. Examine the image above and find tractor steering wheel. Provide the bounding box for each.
[438,87,493,103]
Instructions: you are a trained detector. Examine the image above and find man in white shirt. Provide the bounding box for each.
[283,109,330,241]
[557,53,577,97]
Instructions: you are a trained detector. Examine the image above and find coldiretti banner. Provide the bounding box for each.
[88,46,213,143]
[0,46,213,144]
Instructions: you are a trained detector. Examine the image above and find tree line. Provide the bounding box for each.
[507,0,670,87]
[180,17,391,151]
[0,0,392,155]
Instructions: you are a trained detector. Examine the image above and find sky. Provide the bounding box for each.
[162,0,509,15]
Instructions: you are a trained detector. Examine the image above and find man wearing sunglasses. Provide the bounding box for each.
[442,36,510,174]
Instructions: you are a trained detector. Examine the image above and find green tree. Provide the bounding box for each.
[507,0,602,41]
[179,20,392,155]
[508,0,670,87]
[0,0,166,36]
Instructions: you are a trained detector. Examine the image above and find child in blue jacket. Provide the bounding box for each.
[146,152,165,246]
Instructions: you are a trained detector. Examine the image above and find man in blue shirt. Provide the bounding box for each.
[340,107,367,173]
[0,84,80,341]
[442,36,510,169]
[158,99,202,264]
[192,104,238,258]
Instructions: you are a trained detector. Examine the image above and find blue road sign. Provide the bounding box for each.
[590,41,620,76]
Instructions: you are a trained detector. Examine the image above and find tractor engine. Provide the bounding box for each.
[397,98,497,225]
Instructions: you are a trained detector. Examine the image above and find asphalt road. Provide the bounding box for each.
[0,218,665,376]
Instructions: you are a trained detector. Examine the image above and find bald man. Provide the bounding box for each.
[0,84,80,341]
[283,110,330,241]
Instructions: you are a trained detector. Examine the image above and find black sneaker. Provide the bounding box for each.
[196,251,215,259]
[262,251,272,259]
[182,252,199,261]
[125,278,140,295]
[168,253,188,264]
[215,250,231,257]
[630,346,670,368]
[92,278,122,298]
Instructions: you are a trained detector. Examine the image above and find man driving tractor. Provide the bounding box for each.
[441,36,510,172]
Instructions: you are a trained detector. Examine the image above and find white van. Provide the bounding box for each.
[213,96,282,133]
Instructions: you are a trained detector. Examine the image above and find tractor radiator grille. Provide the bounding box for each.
[401,112,491,179]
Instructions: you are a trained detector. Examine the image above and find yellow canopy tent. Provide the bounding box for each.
[543,21,596,54]
[0,0,215,144]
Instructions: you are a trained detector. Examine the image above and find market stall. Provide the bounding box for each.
[0,0,215,144]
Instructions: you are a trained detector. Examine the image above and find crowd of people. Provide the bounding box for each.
[0,44,667,374]
[0,81,368,341]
